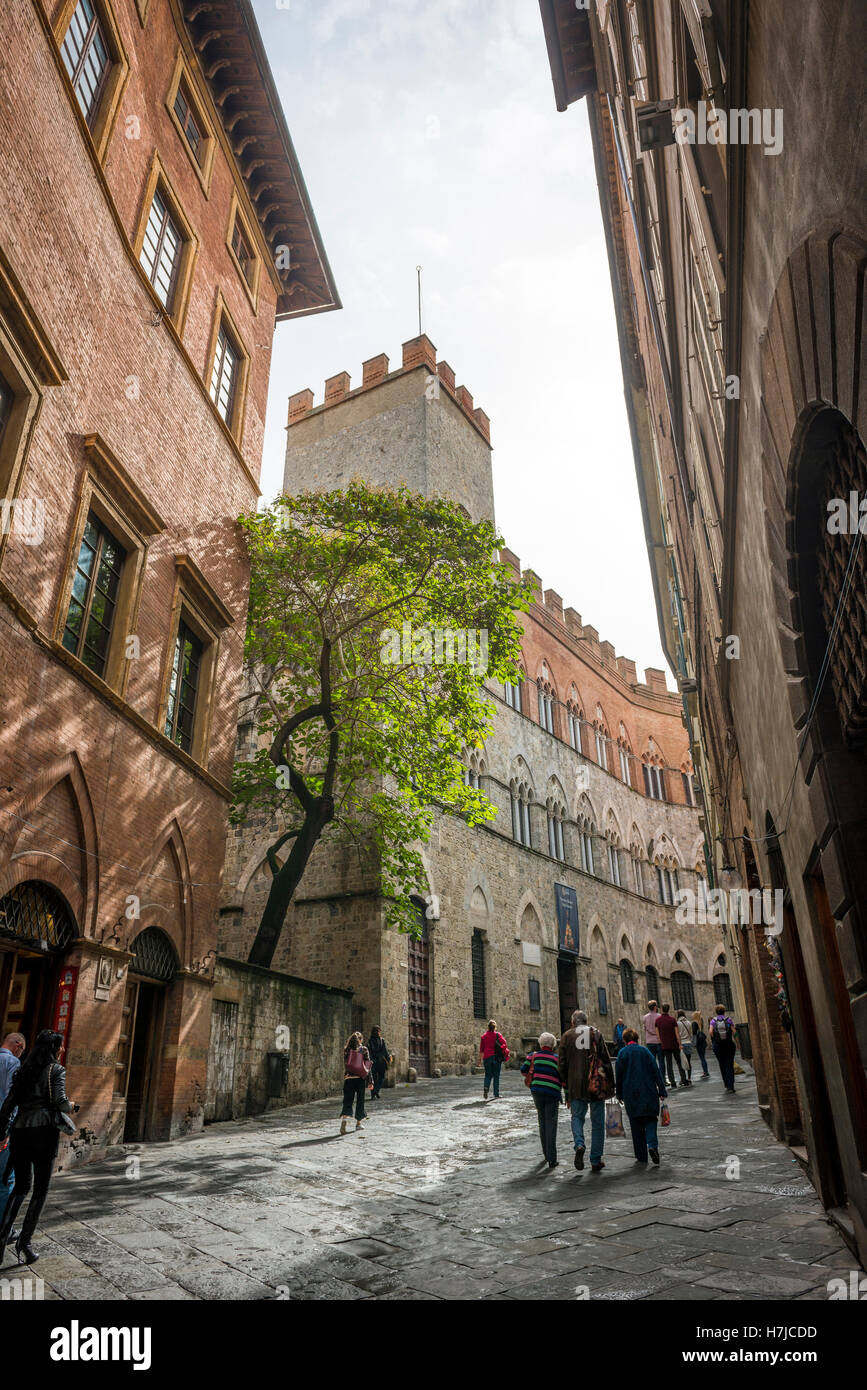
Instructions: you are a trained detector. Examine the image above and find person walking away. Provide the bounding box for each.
[367,1026,390,1100]
[340,1032,371,1133]
[655,1004,689,1087]
[642,1000,666,1086]
[692,1012,710,1076]
[479,1020,509,1100]
[615,1028,667,1165]
[521,1032,563,1168]
[613,1018,626,1053]
[0,1030,76,1266]
[559,1009,615,1173]
[676,1011,693,1080]
[708,1005,738,1092]
[0,1033,25,1228]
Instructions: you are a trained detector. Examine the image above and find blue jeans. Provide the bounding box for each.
[695,1040,710,1075]
[483,1057,501,1096]
[570,1098,605,1165]
[629,1114,659,1162]
[0,1140,13,1224]
[646,1042,666,1085]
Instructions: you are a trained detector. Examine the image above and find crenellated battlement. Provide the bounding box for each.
[287,335,491,444]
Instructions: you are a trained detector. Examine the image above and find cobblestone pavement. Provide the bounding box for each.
[11,1066,858,1301]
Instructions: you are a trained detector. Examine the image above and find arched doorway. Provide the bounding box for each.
[0,882,77,1048]
[118,927,179,1142]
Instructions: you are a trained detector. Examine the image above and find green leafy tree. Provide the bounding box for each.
[232,483,531,969]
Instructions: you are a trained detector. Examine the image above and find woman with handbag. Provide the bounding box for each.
[367,1026,391,1100]
[479,1020,509,1100]
[0,1029,77,1266]
[340,1032,372,1134]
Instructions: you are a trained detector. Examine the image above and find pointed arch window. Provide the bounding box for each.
[645,964,659,1002]
[671,971,695,1011]
[620,958,635,1003]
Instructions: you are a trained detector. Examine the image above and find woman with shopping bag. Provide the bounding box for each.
[614,1028,668,1165]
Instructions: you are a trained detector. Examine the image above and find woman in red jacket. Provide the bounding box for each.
[479,1020,509,1099]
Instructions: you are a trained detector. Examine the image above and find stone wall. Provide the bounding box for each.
[207,957,353,1120]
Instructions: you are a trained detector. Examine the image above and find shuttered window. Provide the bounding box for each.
[645,964,659,1002]
[714,973,734,1011]
[61,0,110,128]
[471,929,486,1018]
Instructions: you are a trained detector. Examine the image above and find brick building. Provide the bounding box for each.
[0,0,337,1161]
[539,0,867,1263]
[220,337,736,1084]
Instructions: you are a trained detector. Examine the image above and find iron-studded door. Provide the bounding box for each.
[407,918,431,1076]
[208,999,238,1122]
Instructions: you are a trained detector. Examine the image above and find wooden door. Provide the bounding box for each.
[557,955,578,1034]
[407,930,430,1076]
[207,999,238,1121]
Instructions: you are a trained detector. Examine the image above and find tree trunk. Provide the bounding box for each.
[248,800,333,968]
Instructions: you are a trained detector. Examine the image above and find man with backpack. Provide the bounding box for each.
[558,1009,614,1173]
[708,1004,738,1092]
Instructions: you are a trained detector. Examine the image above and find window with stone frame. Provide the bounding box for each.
[645,964,659,1002]
[164,616,204,755]
[537,676,555,734]
[61,0,111,129]
[528,977,541,1012]
[620,958,636,1004]
[55,0,129,161]
[816,423,867,748]
[714,971,734,1012]
[504,677,523,712]
[61,511,126,677]
[139,187,184,312]
[671,970,696,1012]
[471,929,487,1018]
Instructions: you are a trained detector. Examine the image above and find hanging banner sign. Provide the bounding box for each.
[51,965,79,1063]
[555,883,580,955]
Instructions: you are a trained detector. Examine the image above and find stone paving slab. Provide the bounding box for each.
[4,1067,859,1301]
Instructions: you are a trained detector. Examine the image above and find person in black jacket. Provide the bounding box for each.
[0,1030,76,1266]
[367,1026,391,1100]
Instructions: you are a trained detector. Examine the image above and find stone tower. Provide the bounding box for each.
[283,334,495,524]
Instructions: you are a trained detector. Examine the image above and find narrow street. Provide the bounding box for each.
[25,1069,852,1301]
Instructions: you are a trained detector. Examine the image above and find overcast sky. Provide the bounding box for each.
[252,0,671,682]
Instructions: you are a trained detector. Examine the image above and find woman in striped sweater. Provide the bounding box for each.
[520,1032,564,1169]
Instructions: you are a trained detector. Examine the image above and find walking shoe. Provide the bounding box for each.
[483,1089,489,1099]
[548,1160,559,1169]
[340,1118,348,1134]
[648,1148,660,1165]
[590,1161,605,1172]
[356,1120,364,1130]
[574,1146,585,1171]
